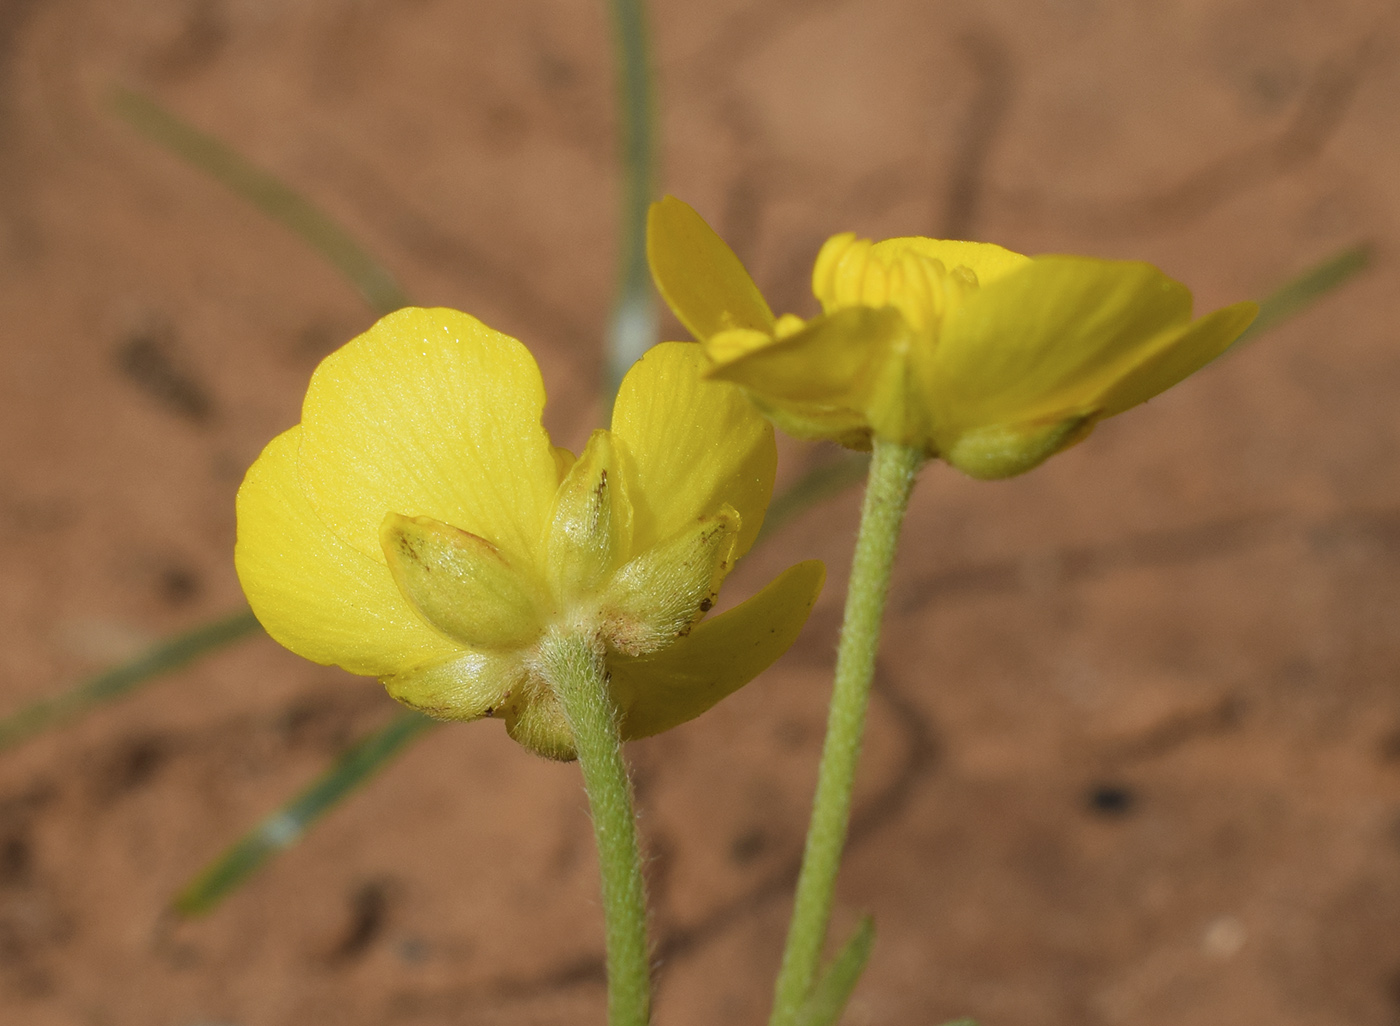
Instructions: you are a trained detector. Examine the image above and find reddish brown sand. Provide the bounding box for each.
[0,1,1397,1023]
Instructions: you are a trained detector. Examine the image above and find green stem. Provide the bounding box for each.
[540,629,651,1026]
[769,439,923,1026]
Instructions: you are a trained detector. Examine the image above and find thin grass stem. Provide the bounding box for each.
[112,87,410,317]
[0,609,262,753]
[174,709,439,916]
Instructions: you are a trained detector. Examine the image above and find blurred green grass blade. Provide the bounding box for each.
[795,915,875,1026]
[604,0,659,401]
[174,709,440,917]
[758,451,871,545]
[111,86,411,317]
[0,609,263,753]
[1233,242,1371,348]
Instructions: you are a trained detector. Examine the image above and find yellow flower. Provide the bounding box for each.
[647,196,1259,479]
[235,307,823,760]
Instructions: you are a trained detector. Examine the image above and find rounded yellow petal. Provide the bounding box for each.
[235,427,461,677]
[297,307,560,567]
[610,342,776,561]
[927,256,1194,433]
[647,196,776,340]
[611,560,825,740]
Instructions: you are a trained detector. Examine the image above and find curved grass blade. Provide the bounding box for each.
[0,609,262,753]
[1232,241,1371,349]
[758,451,870,546]
[174,709,440,917]
[111,87,411,317]
[604,0,660,402]
[794,914,875,1026]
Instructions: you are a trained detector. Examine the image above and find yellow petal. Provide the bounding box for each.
[612,560,825,740]
[705,309,908,450]
[543,429,634,600]
[381,513,547,649]
[706,326,781,365]
[928,256,1194,432]
[812,235,1028,326]
[811,233,875,315]
[235,427,461,677]
[873,237,1030,287]
[383,649,525,721]
[610,342,776,561]
[706,307,905,403]
[862,336,935,450]
[647,196,776,340]
[297,307,560,567]
[1096,301,1258,416]
[551,445,577,482]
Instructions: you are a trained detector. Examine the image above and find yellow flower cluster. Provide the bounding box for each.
[648,196,1258,478]
[235,308,822,760]
[236,200,1254,760]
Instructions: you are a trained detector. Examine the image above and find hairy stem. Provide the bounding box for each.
[540,629,651,1026]
[769,439,923,1026]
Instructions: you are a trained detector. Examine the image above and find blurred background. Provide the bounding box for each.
[0,0,1396,1023]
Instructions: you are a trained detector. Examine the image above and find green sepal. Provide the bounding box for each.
[544,429,633,600]
[599,505,739,655]
[381,513,546,649]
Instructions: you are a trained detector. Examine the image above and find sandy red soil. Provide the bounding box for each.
[0,0,1398,1024]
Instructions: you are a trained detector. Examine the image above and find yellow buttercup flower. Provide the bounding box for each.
[648,196,1259,479]
[235,307,823,760]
